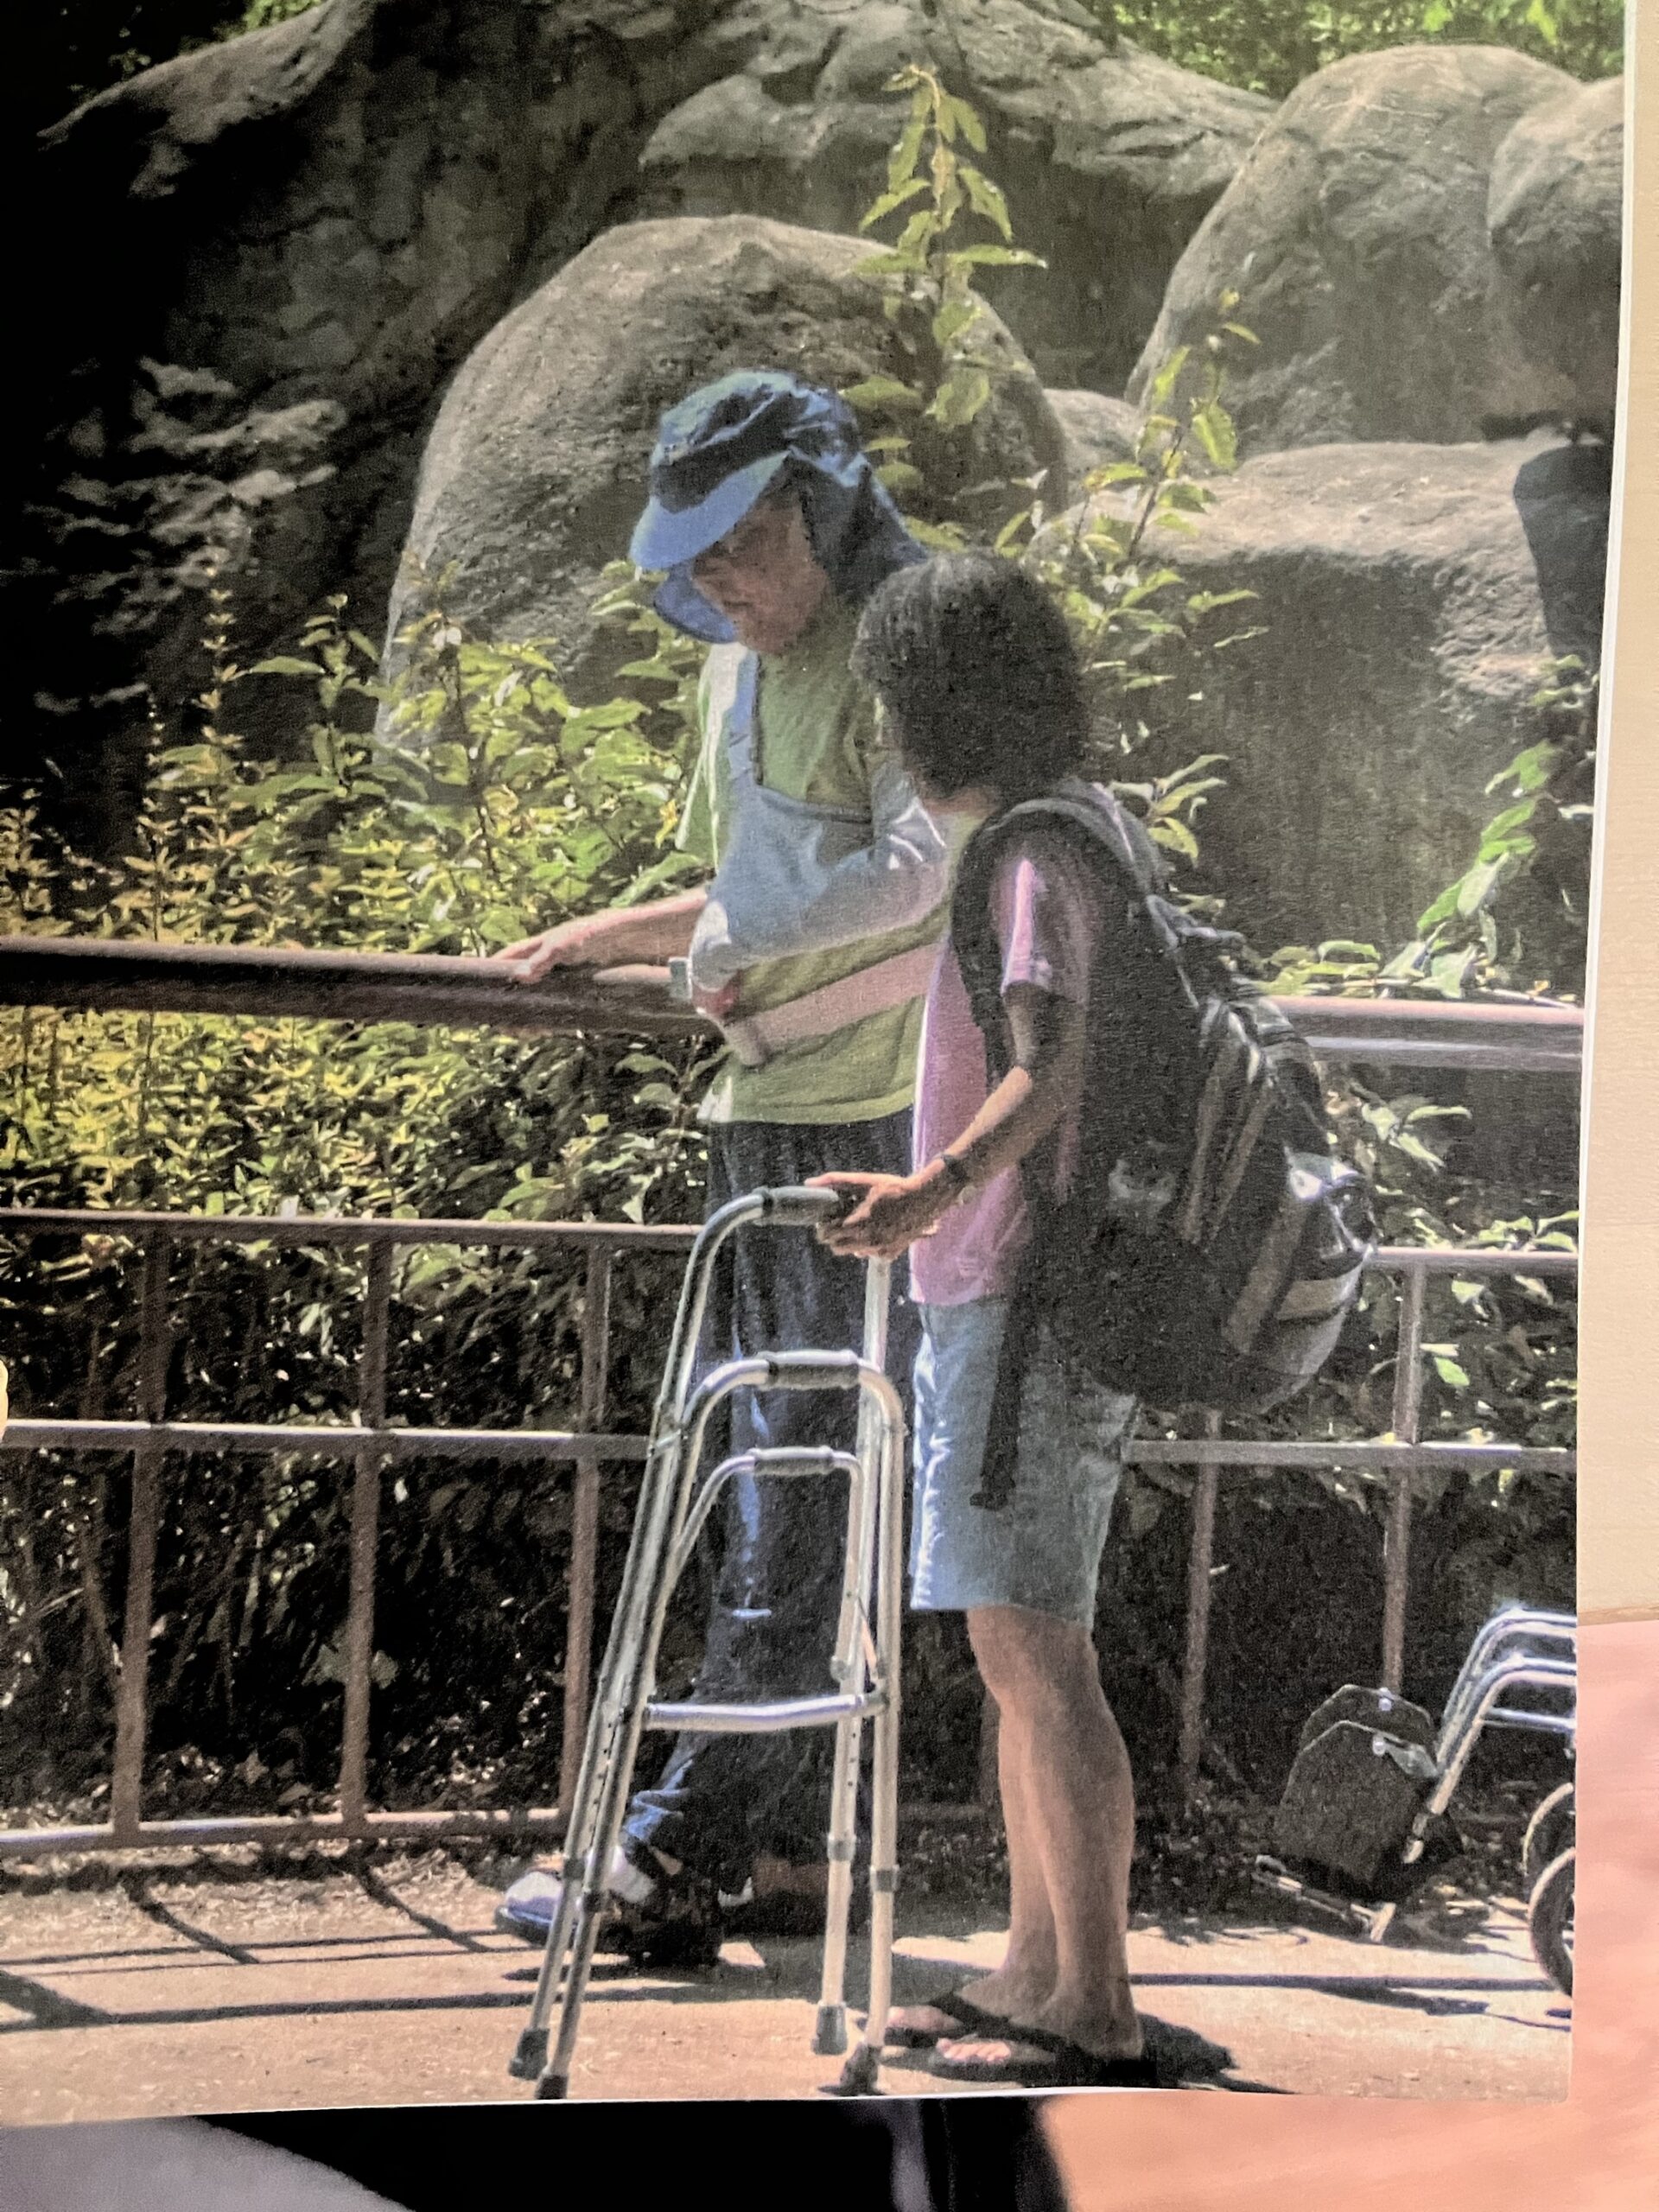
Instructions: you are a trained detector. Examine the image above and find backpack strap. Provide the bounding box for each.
[947,789,1166,1513]
[948,787,1168,1077]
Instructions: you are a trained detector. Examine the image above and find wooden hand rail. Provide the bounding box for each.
[0,937,1583,1072]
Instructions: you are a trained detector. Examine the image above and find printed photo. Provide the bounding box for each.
[0,0,1622,2118]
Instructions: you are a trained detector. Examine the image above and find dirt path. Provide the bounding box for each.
[0,1855,1566,2120]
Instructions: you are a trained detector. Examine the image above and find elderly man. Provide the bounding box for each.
[497,371,950,1958]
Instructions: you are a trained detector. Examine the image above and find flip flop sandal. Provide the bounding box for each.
[928,2021,1160,2088]
[885,1990,1011,2050]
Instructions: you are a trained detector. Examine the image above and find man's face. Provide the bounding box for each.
[689,488,832,656]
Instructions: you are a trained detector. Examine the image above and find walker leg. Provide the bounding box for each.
[817,1259,887,2056]
[547,1454,710,2088]
[538,1892,610,2100]
[846,1705,899,2090]
[511,1427,690,2082]
[838,1399,905,2097]
[813,1714,863,2054]
[518,1401,704,2093]
[538,1695,660,2098]
[510,1663,624,2076]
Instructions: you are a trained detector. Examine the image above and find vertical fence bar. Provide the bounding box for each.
[1382,1257,1428,1694]
[110,1230,170,1842]
[558,1246,613,1812]
[339,1239,392,1836]
[1177,1414,1222,1807]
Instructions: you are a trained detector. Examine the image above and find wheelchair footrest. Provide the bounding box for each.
[1251,1855,1397,1941]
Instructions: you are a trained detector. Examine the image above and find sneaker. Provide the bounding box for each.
[495,1845,723,1969]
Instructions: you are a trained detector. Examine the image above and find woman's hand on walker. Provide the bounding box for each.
[807,1171,951,1261]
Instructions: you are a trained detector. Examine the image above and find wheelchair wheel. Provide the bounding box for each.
[1528,1846,1574,1997]
[1522,1781,1574,1894]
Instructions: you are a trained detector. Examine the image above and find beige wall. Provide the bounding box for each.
[1580,0,1659,1624]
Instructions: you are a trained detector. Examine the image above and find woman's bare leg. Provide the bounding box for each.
[884,1677,1058,2038]
[938,1605,1141,2063]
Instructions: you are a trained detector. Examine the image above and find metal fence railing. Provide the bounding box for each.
[0,1210,1575,1859]
[0,941,1581,1855]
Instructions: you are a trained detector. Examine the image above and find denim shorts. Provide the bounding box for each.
[910,1296,1138,1628]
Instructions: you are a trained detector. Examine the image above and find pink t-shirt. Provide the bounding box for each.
[911,822,1105,1306]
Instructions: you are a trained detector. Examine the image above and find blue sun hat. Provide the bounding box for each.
[630,370,925,642]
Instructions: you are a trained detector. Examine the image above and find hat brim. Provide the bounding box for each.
[629,452,790,573]
[652,569,737,645]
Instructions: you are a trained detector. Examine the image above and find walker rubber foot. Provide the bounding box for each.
[509,2029,549,2082]
[813,2002,849,2056]
[533,2072,569,2101]
[827,2044,881,2097]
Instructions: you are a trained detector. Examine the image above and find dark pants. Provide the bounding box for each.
[623,1109,917,1891]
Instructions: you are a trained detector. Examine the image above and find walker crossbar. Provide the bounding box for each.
[507,1186,906,2100]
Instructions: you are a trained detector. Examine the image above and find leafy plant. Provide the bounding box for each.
[1024,294,1262,855]
[1095,0,1623,104]
[846,75,1258,886]
[0,582,723,1810]
[844,63,1049,544]
[1264,657,1599,1001]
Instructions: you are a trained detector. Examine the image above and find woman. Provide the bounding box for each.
[813,551,1154,2090]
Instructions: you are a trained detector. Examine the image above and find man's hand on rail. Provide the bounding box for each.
[500,890,709,980]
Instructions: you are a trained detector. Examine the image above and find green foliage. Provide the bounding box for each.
[1264,658,1598,1001]
[845,64,1049,546]
[238,0,324,28]
[0,578,721,1807]
[848,77,1259,883]
[3,571,714,1217]
[1095,0,1624,102]
[1024,294,1263,877]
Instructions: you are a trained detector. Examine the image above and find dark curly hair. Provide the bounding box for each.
[850,551,1089,802]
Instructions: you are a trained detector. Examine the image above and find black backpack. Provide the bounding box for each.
[950,784,1376,1419]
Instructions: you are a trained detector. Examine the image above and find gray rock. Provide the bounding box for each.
[1053,435,1611,949]
[1045,388,1144,485]
[1128,45,1586,459]
[1489,76,1624,438]
[640,4,1274,391]
[11,0,1265,853]
[383,214,1067,704]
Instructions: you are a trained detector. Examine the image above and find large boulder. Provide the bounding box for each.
[383,214,1066,700]
[9,0,1264,856]
[639,3,1274,391]
[1489,76,1624,439]
[14,0,722,849]
[1058,435,1611,950]
[1128,46,1586,460]
[1045,388,1144,486]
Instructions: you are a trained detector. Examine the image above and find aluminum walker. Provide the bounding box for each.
[509,1185,906,2099]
